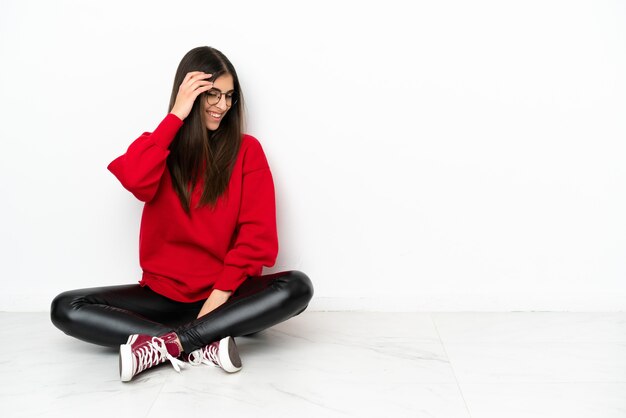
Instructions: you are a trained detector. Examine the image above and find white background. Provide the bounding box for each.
[1,0,624,311]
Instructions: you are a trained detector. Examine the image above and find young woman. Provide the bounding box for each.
[50,46,314,382]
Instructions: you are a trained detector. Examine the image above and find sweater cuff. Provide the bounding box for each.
[153,113,184,150]
[213,266,249,293]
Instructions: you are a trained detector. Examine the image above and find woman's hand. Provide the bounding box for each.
[170,71,214,121]
[197,288,233,318]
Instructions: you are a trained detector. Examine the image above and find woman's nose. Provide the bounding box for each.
[215,94,228,110]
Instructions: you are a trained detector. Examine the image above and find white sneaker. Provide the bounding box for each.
[185,336,242,373]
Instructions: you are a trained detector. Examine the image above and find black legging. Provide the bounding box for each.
[50,270,313,353]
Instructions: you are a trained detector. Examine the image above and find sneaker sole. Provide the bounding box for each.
[218,336,242,373]
[119,334,138,382]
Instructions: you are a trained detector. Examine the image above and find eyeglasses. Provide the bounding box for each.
[204,88,238,107]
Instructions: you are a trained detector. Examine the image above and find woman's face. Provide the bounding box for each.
[203,73,235,131]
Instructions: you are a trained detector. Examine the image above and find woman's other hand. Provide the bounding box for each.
[197,288,233,318]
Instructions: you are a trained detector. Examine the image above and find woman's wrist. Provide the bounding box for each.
[169,110,184,121]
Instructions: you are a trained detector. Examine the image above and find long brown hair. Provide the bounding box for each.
[166,46,245,215]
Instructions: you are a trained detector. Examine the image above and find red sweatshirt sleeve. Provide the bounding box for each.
[213,139,279,292]
[107,113,183,202]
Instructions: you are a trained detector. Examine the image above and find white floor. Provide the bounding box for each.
[1,311,625,418]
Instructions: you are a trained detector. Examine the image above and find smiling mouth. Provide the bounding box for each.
[207,111,223,120]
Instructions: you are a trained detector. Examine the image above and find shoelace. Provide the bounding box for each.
[135,337,187,374]
[187,344,220,368]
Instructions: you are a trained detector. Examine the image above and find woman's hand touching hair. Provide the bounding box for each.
[170,71,214,121]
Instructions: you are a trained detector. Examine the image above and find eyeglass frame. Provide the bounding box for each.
[204,88,238,107]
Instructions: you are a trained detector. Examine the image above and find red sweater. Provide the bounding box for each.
[107,113,278,302]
